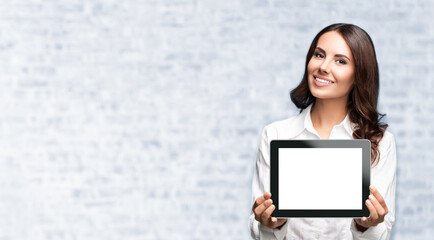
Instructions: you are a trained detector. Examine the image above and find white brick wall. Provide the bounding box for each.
[0,0,432,239]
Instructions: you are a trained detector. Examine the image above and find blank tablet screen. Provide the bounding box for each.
[279,148,362,210]
[270,140,371,218]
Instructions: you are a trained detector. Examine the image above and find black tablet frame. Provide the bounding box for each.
[270,139,371,218]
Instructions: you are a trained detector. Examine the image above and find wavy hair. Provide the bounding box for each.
[290,23,387,166]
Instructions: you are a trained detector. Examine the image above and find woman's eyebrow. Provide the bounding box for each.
[315,47,351,61]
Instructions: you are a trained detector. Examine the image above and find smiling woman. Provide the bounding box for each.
[308,31,355,100]
[249,23,397,240]
[291,24,386,162]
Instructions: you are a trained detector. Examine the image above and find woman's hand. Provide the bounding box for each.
[354,185,389,231]
[253,192,287,229]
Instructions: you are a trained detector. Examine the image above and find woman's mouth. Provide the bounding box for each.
[314,76,334,86]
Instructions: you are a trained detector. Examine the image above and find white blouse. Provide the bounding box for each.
[249,104,397,240]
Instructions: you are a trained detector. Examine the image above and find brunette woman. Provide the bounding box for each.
[250,23,396,239]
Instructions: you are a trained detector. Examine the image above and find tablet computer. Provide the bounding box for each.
[270,139,371,218]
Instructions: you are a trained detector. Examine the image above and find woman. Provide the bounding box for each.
[249,23,397,239]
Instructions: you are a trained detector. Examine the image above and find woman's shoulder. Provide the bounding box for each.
[379,130,396,152]
[373,129,397,170]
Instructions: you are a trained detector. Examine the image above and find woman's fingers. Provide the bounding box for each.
[254,192,271,209]
[253,192,270,211]
[369,186,388,214]
[253,193,273,222]
[253,193,286,229]
[355,187,389,229]
[254,199,273,220]
[366,199,379,221]
[369,194,387,217]
[260,204,276,226]
[264,192,271,200]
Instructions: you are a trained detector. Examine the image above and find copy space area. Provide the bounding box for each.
[278,148,362,210]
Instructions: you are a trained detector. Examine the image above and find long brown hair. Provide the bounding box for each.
[290,23,387,166]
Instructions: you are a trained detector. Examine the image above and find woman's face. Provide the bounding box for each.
[307,31,355,101]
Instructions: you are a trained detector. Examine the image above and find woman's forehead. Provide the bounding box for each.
[316,31,352,58]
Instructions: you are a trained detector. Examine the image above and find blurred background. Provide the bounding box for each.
[0,0,432,239]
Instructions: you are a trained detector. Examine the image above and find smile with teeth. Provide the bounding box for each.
[315,77,334,84]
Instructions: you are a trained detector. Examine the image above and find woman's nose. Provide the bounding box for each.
[319,59,331,73]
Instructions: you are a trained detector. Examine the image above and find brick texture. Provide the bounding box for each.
[0,0,432,239]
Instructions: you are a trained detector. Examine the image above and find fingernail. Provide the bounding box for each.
[370,186,375,191]
[369,195,373,199]
[272,217,276,222]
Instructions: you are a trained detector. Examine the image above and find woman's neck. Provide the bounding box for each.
[310,98,348,138]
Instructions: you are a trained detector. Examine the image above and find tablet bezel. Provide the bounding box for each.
[270,139,371,218]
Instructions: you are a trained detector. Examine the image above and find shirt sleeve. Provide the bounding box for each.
[351,132,397,240]
[249,126,288,240]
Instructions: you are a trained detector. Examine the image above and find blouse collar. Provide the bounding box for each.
[287,103,356,138]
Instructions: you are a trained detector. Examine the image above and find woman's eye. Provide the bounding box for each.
[337,59,346,64]
[314,53,324,58]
